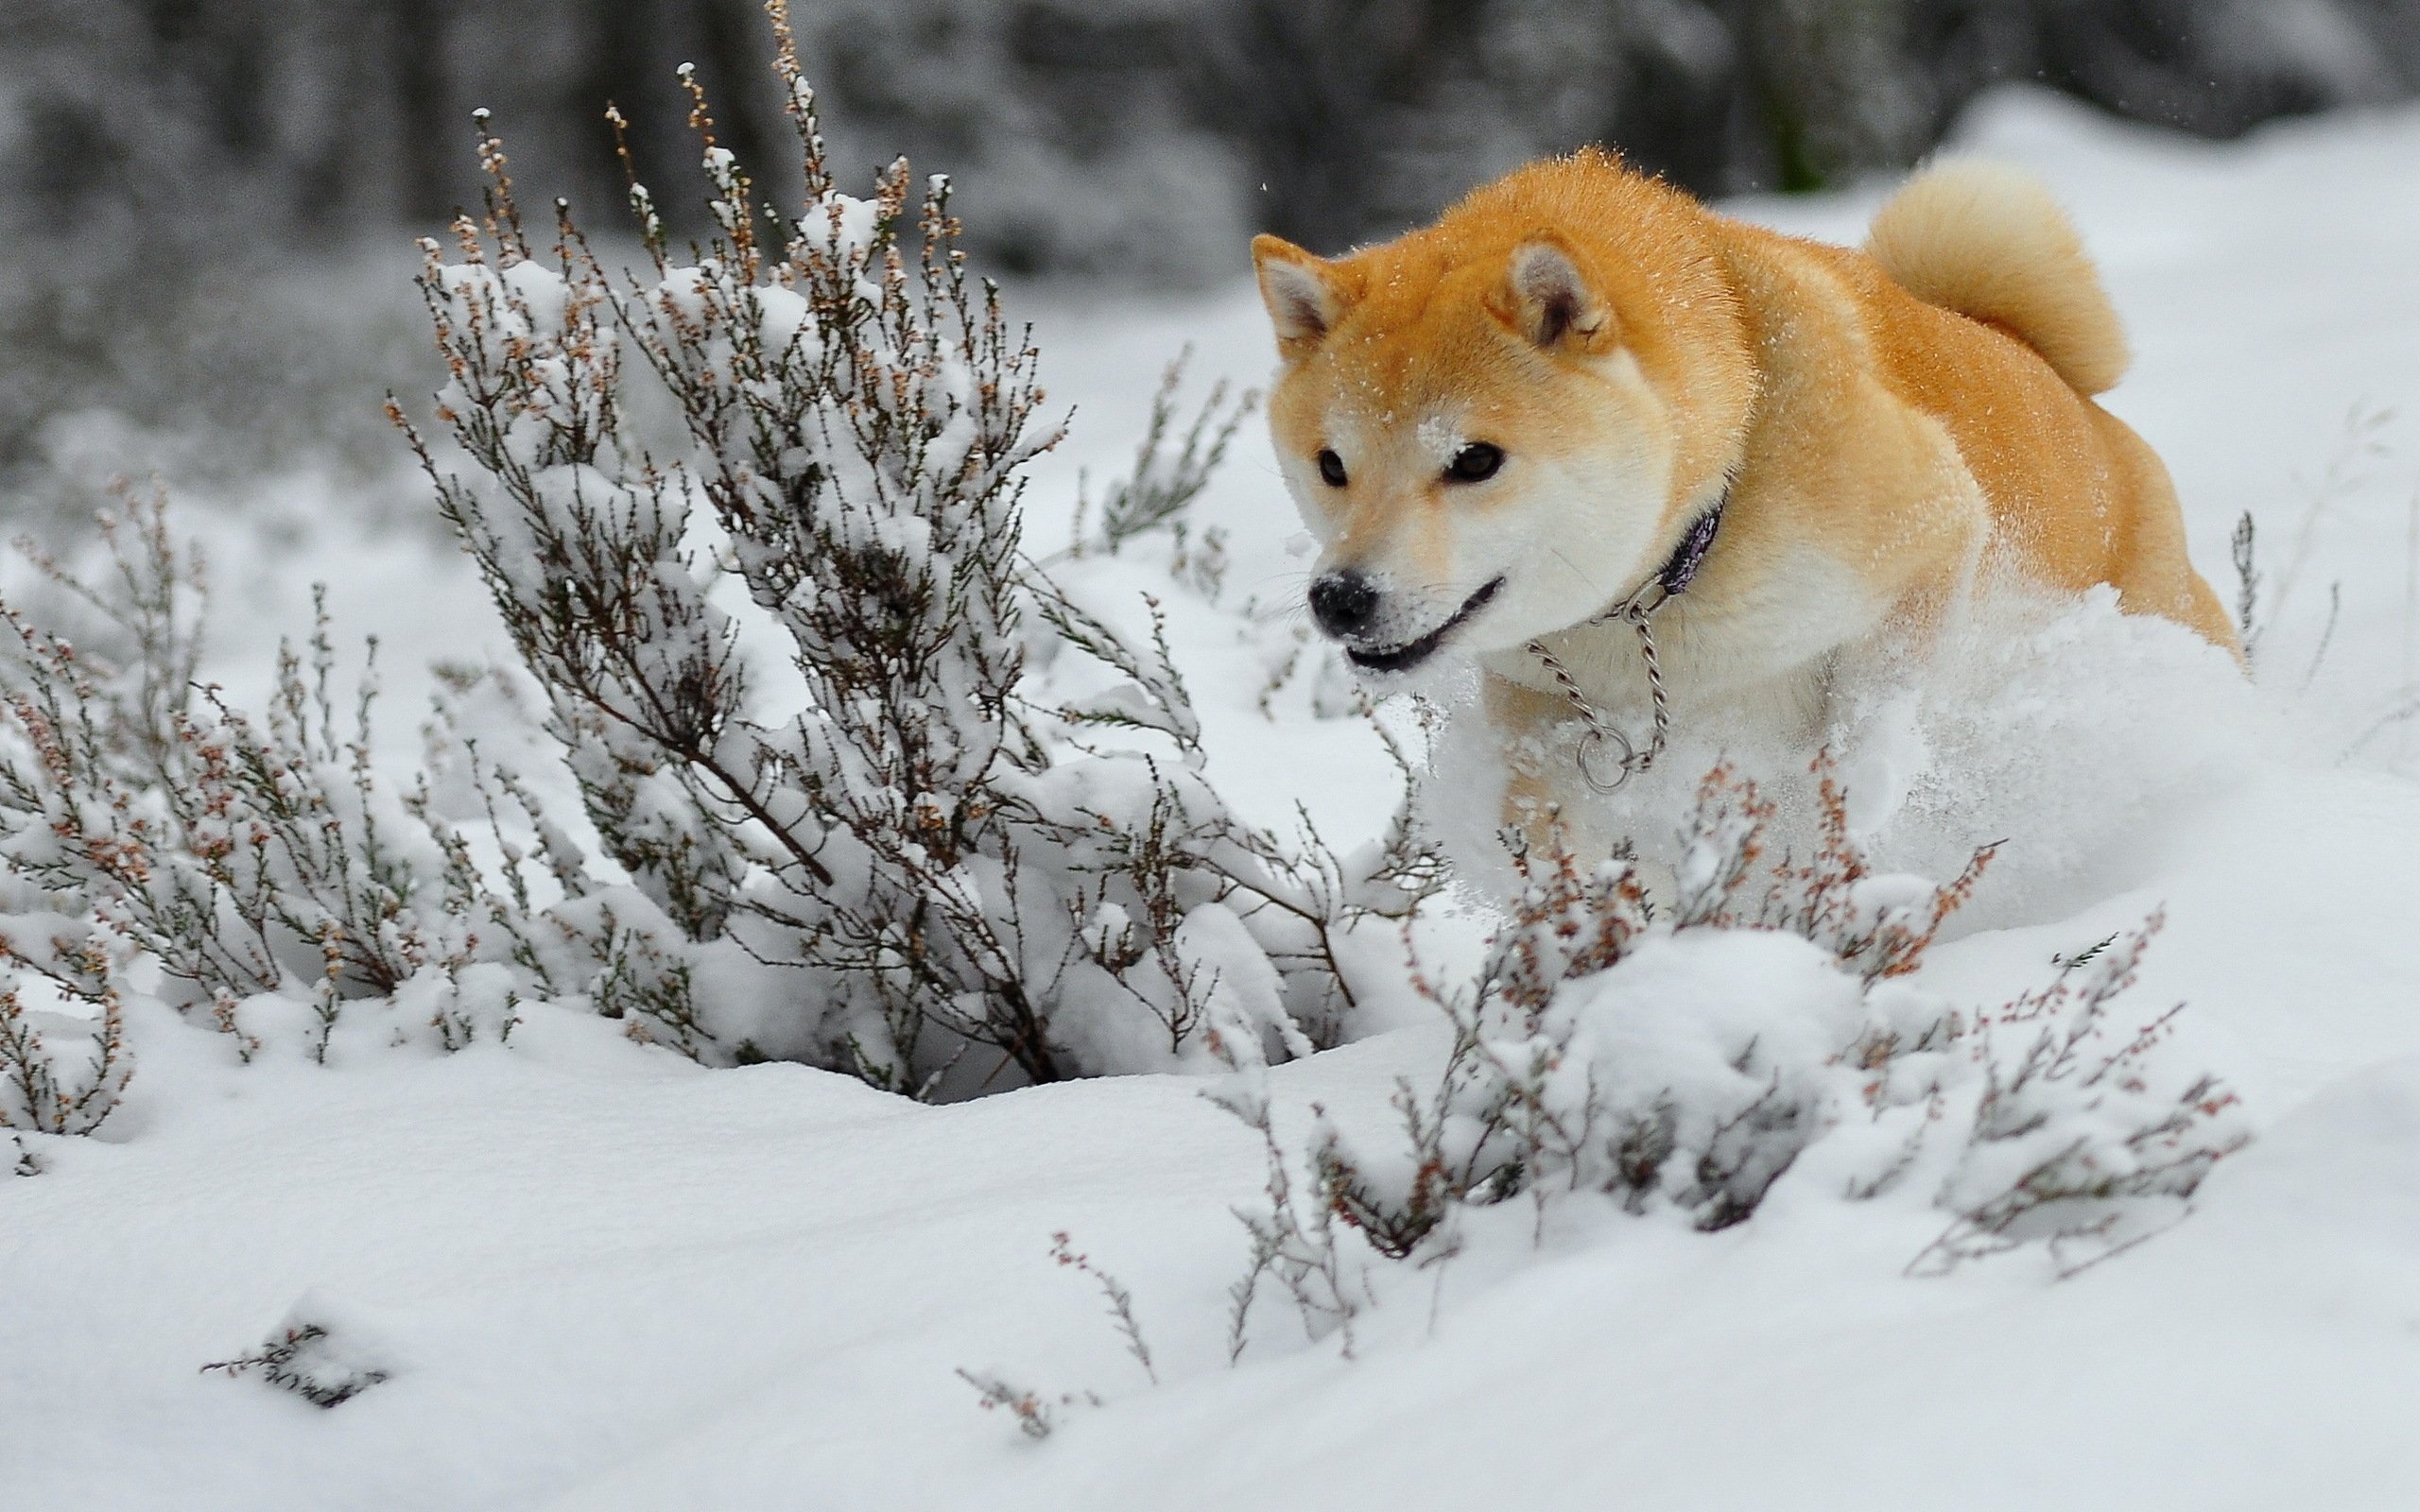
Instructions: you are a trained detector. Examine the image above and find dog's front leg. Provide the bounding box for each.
[1482,672,1685,904]
[1486,673,1587,856]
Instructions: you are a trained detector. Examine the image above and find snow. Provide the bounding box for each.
[1048,1053,2420,1512]
[11,86,2420,1507]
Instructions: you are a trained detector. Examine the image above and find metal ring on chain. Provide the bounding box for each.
[1576,724,1639,793]
[1519,498,1720,792]
[1526,601,1672,795]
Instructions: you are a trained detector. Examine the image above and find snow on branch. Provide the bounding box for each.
[1223,757,2250,1352]
[392,9,1430,1093]
[0,490,556,1077]
[0,16,1432,1121]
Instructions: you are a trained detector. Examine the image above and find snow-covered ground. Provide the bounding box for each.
[10,87,2420,1509]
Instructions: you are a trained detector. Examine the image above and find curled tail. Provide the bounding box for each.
[1866,160,2129,396]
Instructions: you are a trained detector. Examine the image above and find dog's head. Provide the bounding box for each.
[1253,192,1740,676]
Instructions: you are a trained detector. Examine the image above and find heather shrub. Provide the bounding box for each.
[395,16,1434,1093]
[1220,757,2250,1354]
[0,977,129,1137]
[0,490,538,1092]
[200,1295,399,1411]
[0,8,1435,1134]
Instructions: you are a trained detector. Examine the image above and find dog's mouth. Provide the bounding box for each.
[1344,577,1504,675]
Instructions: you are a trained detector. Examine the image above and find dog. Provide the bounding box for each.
[1251,151,2238,852]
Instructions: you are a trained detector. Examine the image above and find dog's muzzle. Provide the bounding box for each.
[1341,576,1504,674]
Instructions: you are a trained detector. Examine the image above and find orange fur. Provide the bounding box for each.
[1252,149,2238,849]
[1866,159,2130,396]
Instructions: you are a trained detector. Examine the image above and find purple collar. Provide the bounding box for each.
[1653,494,1726,600]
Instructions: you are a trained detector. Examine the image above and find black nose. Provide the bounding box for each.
[1308,571,1380,639]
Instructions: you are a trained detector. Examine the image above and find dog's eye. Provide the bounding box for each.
[1316,449,1348,488]
[1446,442,1504,483]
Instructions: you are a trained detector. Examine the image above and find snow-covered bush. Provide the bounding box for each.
[201,1297,396,1411]
[0,25,1429,1118]
[0,976,129,1137]
[392,30,1429,1091]
[1222,758,2250,1352]
[0,491,544,1087]
[200,1324,389,1409]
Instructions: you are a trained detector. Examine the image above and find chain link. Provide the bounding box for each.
[1525,592,1673,795]
[1518,497,1720,794]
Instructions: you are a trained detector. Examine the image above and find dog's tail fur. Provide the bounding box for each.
[1865,160,2130,396]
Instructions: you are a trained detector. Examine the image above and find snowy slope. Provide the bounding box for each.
[9,87,2420,1510]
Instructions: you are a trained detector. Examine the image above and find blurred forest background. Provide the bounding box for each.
[5,0,2420,514]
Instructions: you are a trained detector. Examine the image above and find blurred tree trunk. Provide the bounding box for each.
[1184,0,1489,251]
[1738,0,1929,189]
[694,0,786,192]
[390,0,458,224]
[579,0,665,199]
[7,0,2420,283]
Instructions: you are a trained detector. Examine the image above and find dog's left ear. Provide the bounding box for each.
[1500,236,1617,352]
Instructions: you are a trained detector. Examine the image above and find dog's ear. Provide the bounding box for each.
[1253,235,1345,356]
[1501,236,1617,352]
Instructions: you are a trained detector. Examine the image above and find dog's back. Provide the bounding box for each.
[1857,163,2237,649]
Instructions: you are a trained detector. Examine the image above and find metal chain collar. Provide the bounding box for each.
[1525,587,1672,795]
[1520,499,1720,795]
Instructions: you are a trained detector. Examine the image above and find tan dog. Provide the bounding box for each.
[1252,152,2237,846]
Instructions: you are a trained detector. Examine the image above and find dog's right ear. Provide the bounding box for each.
[1253,235,1343,357]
